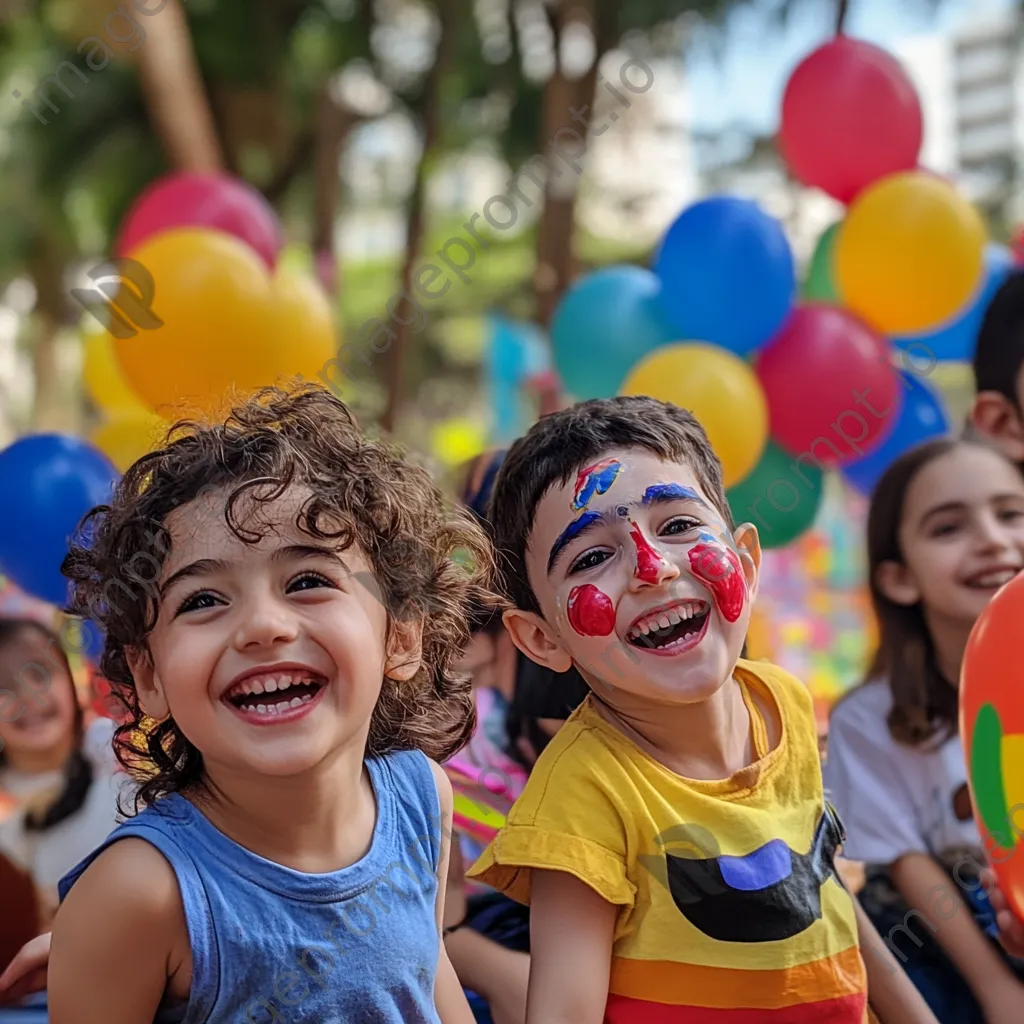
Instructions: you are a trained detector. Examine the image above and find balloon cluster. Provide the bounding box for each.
[550,35,998,549]
[92,172,337,426]
[0,172,338,629]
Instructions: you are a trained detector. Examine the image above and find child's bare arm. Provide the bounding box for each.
[527,870,616,1024]
[49,838,188,1024]
[0,932,50,1005]
[429,762,477,1024]
[851,897,938,1023]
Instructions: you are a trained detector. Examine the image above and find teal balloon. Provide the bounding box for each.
[551,266,676,399]
[803,223,840,303]
[727,441,824,548]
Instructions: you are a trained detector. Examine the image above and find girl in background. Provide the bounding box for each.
[826,438,1024,1024]
[0,619,121,925]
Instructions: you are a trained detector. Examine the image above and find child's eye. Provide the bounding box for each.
[177,591,222,615]
[287,572,336,593]
[930,521,961,538]
[999,507,1024,522]
[568,549,610,575]
[662,516,702,536]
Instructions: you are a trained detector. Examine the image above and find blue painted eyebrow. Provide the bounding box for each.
[642,483,707,507]
[547,509,605,575]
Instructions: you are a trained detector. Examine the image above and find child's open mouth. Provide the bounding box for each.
[626,599,710,655]
[223,671,328,724]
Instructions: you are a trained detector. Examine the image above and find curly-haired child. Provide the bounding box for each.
[36,385,488,1024]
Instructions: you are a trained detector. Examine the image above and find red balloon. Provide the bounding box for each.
[116,172,282,269]
[755,304,901,466]
[780,37,923,204]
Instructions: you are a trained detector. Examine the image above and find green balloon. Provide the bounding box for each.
[726,441,824,549]
[971,703,1013,850]
[802,222,840,304]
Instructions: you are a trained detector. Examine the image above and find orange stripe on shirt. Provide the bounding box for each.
[609,944,866,1009]
[605,991,869,1023]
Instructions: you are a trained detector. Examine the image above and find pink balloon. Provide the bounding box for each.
[780,37,922,204]
[116,172,283,269]
[755,304,901,466]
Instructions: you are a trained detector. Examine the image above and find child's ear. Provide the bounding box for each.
[125,646,170,721]
[502,608,573,674]
[875,560,921,606]
[733,522,762,602]
[972,391,1024,463]
[385,618,424,682]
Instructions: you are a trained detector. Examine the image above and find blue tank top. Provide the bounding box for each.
[59,750,443,1024]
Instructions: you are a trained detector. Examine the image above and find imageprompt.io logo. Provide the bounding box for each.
[71,257,164,339]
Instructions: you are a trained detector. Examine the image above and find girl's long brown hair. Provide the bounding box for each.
[865,437,991,747]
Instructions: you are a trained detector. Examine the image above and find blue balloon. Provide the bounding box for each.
[653,196,796,356]
[0,435,117,606]
[893,244,1014,362]
[841,371,951,495]
[551,266,676,399]
[487,315,550,442]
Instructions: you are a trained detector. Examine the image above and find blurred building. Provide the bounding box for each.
[579,54,699,248]
[896,7,1024,224]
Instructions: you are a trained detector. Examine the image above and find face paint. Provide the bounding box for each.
[548,509,603,575]
[571,458,623,511]
[567,584,616,637]
[689,535,746,623]
[629,521,667,584]
[642,482,705,507]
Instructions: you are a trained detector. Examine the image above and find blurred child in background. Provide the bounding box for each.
[0,619,121,926]
[826,438,1024,1024]
[444,450,587,1024]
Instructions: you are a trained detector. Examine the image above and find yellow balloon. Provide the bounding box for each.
[82,322,151,415]
[113,229,339,418]
[90,412,168,472]
[835,171,986,335]
[432,418,488,468]
[620,343,768,487]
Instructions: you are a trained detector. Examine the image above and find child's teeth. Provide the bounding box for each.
[250,680,265,695]
[256,704,267,714]
[289,696,303,708]
[264,679,278,693]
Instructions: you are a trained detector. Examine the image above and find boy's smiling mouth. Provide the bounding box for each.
[223,666,328,723]
[626,599,710,655]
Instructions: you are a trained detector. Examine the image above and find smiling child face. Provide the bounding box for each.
[505,448,761,706]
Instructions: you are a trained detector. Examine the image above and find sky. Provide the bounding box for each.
[686,0,1015,133]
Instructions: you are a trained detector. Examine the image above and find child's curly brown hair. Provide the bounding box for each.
[62,384,499,812]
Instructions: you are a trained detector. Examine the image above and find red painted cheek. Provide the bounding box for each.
[629,524,666,584]
[688,543,746,623]
[567,585,616,637]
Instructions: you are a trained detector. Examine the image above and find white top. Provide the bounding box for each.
[0,718,127,889]
[824,680,980,865]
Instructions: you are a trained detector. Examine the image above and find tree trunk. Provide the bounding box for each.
[313,89,358,296]
[29,230,72,433]
[136,0,224,172]
[534,0,614,413]
[380,4,453,434]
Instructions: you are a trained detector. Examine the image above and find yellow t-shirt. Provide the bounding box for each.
[470,659,870,1023]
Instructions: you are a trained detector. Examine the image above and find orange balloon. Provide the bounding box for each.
[112,229,338,418]
[961,571,1024,920]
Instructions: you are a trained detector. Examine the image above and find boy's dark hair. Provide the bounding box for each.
[62,385,496,812]
[487,396,732,613]
[974,269,1024,407]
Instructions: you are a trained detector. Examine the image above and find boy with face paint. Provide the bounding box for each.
[468,397,938,1024]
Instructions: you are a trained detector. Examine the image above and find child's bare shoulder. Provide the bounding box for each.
[59,836,185,933]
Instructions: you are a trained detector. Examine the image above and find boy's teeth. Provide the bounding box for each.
[264,678,278,693]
